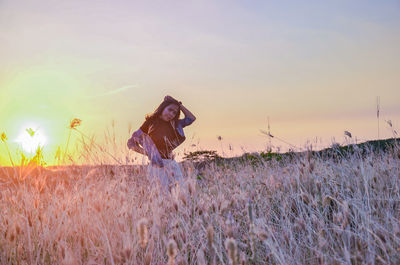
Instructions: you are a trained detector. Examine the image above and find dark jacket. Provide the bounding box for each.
[127,115,195,164]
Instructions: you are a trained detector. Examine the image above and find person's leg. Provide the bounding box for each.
[171,160,184,183]
[169,160,188,197]
[147,162,160,191]
[147,161,169,195]
[149,159,186,195]
[160,159,174,189]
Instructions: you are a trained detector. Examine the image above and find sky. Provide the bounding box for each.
[0,0,399,166]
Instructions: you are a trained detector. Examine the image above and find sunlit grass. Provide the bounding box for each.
[0,120,399,264]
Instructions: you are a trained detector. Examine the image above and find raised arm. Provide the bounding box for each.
[178,102,196,128]
[179,103,196,121]
[178,116,195,128]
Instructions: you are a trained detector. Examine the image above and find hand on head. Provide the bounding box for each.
[164,95,179,103]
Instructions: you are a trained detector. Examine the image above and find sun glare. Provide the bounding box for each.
[15,124,47,153]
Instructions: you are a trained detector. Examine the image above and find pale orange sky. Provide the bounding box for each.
[1,0,399,166]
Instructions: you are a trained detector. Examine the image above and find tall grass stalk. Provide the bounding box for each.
[0,126,399,264]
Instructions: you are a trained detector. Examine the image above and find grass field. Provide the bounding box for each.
[0,140,399,264]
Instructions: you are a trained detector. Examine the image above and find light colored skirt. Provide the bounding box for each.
[147,158,185,192]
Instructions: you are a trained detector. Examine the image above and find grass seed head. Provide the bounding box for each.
[188,178,196,195]
[167,239,178,265]
[137,218,148,248]
[1,132,7,142]
[247,198,254,223]
[69,118,82,129]
[207,224,214,247]
[225,237,237,265]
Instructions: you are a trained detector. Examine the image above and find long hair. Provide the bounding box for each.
[144,99,182,129]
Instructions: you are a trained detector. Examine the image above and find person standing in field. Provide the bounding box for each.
[127,95,196,193]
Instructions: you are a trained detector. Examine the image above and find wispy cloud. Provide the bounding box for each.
[84,84,138,99]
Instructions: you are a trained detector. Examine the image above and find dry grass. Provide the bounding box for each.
[0,141,399,264]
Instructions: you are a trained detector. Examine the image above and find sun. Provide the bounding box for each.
[15,124,47,153]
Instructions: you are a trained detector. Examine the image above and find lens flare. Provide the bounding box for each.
[15,124,47,153]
